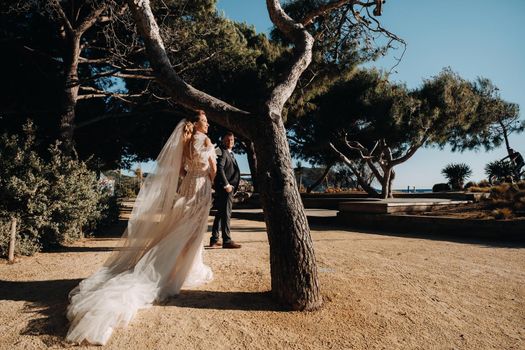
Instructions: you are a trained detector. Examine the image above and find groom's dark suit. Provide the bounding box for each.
[211,145,240,244]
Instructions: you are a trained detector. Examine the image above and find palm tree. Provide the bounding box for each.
[441,163,473,190]
[485,160,513,184]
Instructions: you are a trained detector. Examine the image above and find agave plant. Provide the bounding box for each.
[485,160,514,184]
[441,163,473,190]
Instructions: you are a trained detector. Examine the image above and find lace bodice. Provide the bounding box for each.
[185,132,216,175]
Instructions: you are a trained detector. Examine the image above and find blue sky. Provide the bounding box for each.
[135,1,525,189]
[214,0,525,189]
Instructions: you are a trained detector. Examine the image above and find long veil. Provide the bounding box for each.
[66,119,202,345]
[102,118,187,272]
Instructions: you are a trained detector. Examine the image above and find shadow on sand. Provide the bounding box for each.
[319,224,525,249]
[0,278,81,345]
[231,210,525,249]
[163,290,283,312]
[0,280,282,344]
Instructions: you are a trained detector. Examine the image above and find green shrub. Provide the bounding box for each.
[485,181,525,217]
[0,122,110,256]
[93,192,120,230]
[464,181,476,189]
[492,208,512,220]
[432,183,451,192]
[467,186,491,193]
[115,176,140,198]
[441,163,473,190]
[477,179,491,188]
[0,123,48,255]
[39,143,102,247]
[485,160,514,184]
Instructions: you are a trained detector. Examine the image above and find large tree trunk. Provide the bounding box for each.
[354,172,379,197]
[387,168,395,198]
[380,167,392,199]
[126,0,321,311]
[59,35,81,154]
[345,163,378,197]
[254,113,321,311]
[306,163,333,193]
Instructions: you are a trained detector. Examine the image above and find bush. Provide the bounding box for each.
[467,186,491,193]
[0,123,109,256]
[432,183,451,192]
[464,181,476,189]
[39,143,102,247]
[485,160,514,184]
[492,208,512,220]
[485,182,525,218]
[115,176,140,198]
[478,179,491,188]
[93,192,120,229]
[441,163,473,190]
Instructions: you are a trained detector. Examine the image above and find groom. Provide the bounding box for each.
[210,132,242,249]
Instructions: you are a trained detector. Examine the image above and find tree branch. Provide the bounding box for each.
[391,135,428,166]
[114,72,155,80]
[342,138,383,181]
[75,108,187,129]
[266,0,314,116]
[78,86,146,101]
[301,0,377,26]
[77,3,108,34]
[344,138,373,160]
[125,0,252,137]
[329,142,378,195]
[49,0,74,36]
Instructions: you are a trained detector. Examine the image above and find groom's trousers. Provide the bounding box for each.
[211,190,233,244]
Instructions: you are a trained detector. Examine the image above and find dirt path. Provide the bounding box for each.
[1,217,523,349]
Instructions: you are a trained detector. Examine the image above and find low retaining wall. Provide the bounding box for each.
[234,193,369,210]
[337,212,524,241]
[393,192,489,201]
[233,192,487,210]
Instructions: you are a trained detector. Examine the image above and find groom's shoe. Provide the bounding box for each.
[208,241,222,248]
[222,241,241,249]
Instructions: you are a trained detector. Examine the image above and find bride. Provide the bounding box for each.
[66,110,217,345]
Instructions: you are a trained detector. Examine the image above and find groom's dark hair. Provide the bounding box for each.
[223,131,234,138]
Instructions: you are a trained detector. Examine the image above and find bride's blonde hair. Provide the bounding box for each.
[182,110,205,144]
[182,110,206,161]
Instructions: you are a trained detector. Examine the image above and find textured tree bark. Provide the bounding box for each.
[59,35,81,153]
[380,166,391,199]
[387,169,395,198]
[253,113,321,310]
[48,1,107,154]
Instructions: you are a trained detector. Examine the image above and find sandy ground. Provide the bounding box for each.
[0,216,524,350]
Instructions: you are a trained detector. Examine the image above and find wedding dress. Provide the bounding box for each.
[66,121,215,345]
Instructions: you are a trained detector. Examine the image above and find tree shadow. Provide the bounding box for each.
[1,279,283,346]
[163,290,284,312]
[91,220,127,238]
[312,223,525,249]
[0,279,81,346]
[232,227,267,233]
[45,246,120,253]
